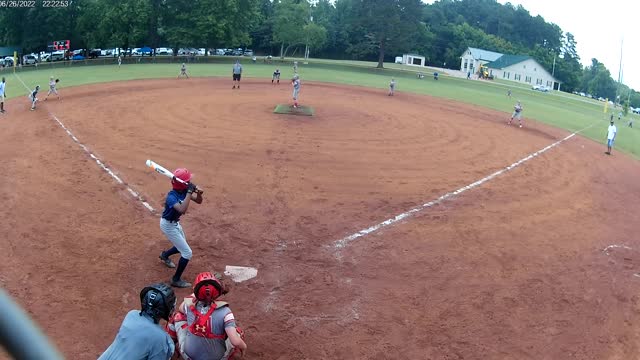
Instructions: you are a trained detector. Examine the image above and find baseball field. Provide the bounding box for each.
[2,60,640,359]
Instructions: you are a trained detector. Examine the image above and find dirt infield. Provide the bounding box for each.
[3,78,640,359]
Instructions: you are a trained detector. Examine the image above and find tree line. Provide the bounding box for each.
[1,0,637,106]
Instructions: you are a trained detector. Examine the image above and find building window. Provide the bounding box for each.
[525,76,531,83]
[534,67,537,72]
[537,79,542,85]
[523,65,526,69]
[503,71,507,78]
[547,80,552,87]
[507,72,510,79]
[514,74,521,81]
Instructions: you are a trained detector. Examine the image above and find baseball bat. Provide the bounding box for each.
[145,159,189,185]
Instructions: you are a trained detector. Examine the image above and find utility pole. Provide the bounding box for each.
[617,37,623,106]
[551,54,556,77]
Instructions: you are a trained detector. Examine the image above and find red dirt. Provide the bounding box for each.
[2,78,640,359]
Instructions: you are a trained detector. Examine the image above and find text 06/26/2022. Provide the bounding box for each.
[0,1,71,7]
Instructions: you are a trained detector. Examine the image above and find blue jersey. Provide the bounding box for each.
[98,310,174,360]
[161,190,188,222]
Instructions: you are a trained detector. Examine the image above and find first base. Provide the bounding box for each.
[224,266,258,283]
[273,104,314,116]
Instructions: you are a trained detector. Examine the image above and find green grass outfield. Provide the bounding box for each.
[6,58,639,158]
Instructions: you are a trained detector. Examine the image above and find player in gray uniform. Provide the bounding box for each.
[388,78,396,96]
[272,68,281,84]
[232,60,242,89]
[99,283,176,360]
[44,76,60,101]
[28,85,40,111]
[508,100,523,128]
[166,272,247,360]
[178,63,189,79]
[292,74,301,108]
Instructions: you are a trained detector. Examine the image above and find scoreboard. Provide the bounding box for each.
[52,40,70,51]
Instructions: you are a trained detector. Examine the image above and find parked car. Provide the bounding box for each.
[155,47,173,55]
[633,108,640,114]
[243,49,254,56]
[215,49,225,56]
[23,54,37,65]
[532,84,549,92]
[88,49,101,59]
[224,49,234,56]
[50,51,65,62]
[72,54,85,60]
[178,48,198,55]
[198,48,206,56]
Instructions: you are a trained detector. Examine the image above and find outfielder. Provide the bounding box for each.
[158,168,204,288]
[117,55,122,67]
[606,119,617,155]
[389,78,396,96]
[232,60,242,89]
[292,74,301,108]
[272,68,281,84]
[0,77,6,113]
[508,100,523,128]
[28,85,40,111]
[178,63,189,79]
[165,272,248,360]
[99,283,176,360]
[44,76,60,101]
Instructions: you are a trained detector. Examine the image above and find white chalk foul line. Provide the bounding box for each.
[334,125,597,249]
[14,73,155,213]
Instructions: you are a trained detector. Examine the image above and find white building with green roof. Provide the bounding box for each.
[460,47,560,90]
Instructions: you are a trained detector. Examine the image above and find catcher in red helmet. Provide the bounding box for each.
[158,168,204,288]
[166,272,247,360]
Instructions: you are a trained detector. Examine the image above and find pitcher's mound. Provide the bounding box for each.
[273,104,314,116]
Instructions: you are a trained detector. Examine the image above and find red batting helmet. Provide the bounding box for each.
[193,272,224,303]
[172,168,192,190]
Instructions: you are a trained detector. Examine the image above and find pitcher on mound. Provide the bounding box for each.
[292,73,301,108]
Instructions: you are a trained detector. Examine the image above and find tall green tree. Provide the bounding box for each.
[352,0,426,68]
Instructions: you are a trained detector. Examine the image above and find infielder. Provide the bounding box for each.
[272,68,281,84]
[44,76,60,101]
[389,78,396,96]
[178,63,189,79]
[99,283,176,360]
[28,85,40,111]
[165,272,248,360]
[508,100,523,128]
[0,77,6,113]
[292,73,301,108]
[232,60,242,89]
[606,119,617,155]
[158,168,203,288]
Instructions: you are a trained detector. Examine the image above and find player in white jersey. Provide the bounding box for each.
[508,100,523,128]
[0,77,6,113]
[45,76,60,101]
[292,74,301,108]
[178,63,189,79]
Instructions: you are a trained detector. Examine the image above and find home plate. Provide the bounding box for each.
[224,266,258,283]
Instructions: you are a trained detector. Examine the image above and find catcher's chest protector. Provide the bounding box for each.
[187,301,228,339]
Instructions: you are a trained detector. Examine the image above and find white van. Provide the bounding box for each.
[50,51,65,62]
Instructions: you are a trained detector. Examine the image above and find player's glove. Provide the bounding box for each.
[187,182,197,194]
[55,79,59,83]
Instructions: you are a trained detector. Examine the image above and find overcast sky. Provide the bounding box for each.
[424,0,637,89]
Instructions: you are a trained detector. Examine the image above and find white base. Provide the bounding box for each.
[224,266,258,283]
